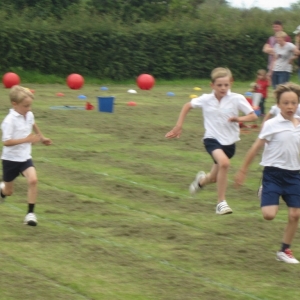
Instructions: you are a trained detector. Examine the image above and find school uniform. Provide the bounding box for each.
[1,109,35,182]
[190,91,254,161]
[259,114,300,207]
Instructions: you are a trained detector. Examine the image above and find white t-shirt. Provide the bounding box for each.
[273,42,296,72]
[191,91,254,145]
[1,109,35,162]
[269,104,300,117]
[259,114,300,170]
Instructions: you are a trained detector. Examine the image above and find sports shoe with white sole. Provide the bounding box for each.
[189,171,206,195]
[257,185,262,201]
[216,200,233,215]
[276,249,299,264]
[24,213,38,226]
[0,182,6,203]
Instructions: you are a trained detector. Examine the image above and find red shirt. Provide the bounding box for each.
[255,79,269,98]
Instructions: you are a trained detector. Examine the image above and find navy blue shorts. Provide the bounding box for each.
[203,138,236,164]
[2,159,34,182]
[261,166,300,208]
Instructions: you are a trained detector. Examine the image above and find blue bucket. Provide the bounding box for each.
[97,96,114,113]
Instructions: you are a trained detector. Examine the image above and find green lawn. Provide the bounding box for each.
[0,79,300,300]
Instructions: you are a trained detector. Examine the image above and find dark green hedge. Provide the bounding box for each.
[0,27,269,80]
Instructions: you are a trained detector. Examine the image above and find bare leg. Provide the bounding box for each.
[211,149,230,203]
[22,167,38,204]
[200,163,218,186]
[282,208,300,245]
[261,205,278,220]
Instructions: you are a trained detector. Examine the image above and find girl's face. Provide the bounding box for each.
[278,91,299,120]
[211,76,231,100]
[12,97,33,116]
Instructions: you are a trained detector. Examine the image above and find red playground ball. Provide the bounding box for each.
[2,72,20,88]
[136,74,155,90]
[66,73,84,89]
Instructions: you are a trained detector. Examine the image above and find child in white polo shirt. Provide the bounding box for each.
[235,83,300,263]
[262,103,300,125]
[0,85,52,226]
[165,67,257,215]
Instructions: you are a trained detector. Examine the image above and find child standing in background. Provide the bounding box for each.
[253,69,270,116]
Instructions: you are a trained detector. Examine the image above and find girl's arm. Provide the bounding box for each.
[235,138,266,187]
[165,102,193,138]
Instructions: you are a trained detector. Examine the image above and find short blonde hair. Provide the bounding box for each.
[275,31,287,38]
[9,85,34,104]
[211,67,232,83]
[274,82,300,104]
[257,69,267,76]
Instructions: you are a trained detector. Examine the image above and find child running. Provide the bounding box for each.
[235,83,300,263]
[0,85,52,226]
[165,67,257,215]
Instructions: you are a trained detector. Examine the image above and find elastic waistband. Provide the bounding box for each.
[264,166,300,173]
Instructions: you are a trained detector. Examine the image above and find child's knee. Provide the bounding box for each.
[289,210,300,221]
[6,189,13,196]
[262,212,276,220]
[218,160,230,170]
[28,177,38,186]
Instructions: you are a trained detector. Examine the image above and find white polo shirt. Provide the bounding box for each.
[190,91,254,145]
[1,109,35,162]
[259,114,300,170]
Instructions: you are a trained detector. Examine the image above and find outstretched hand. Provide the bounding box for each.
[42,137,52,146]
[165,125,182,139]
[234,170,247,189]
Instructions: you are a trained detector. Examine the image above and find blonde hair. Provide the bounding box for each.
[275,31,287,38]
[210,67,233,83]
[257,69,267,79]
[274,82,300,104]
[9,85,34,104]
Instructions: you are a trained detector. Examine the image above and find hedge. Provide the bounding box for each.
[0,26,269,80]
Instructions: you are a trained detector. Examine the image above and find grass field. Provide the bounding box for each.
[1,79,300,300]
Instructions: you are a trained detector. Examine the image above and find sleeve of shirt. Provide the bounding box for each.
[258,121,273,141]
[288,42,296,51]
[237,95,254,114]
[1,118,14,141]
[296,105,300,116]
[269,105,276,115]
[190,94,206,108]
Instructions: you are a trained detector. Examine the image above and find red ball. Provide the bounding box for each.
[136,74,155,90]
[2,72,20,88]
[66,73,84,89]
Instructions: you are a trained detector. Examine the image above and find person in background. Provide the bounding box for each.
[263,21,292,88]
[252,69,270,116]
[269,31,299,88]
[293,25,300,81]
